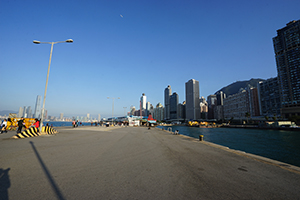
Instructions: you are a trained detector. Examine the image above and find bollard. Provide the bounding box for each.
[199,135,203,141]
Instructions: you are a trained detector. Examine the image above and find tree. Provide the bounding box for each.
[229,117,234,124]
[265,116,269,121]
[245,112,250,124]
[288,115,300,125]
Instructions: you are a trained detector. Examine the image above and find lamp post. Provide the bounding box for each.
[107,97,120,125]
[33,39,73,132]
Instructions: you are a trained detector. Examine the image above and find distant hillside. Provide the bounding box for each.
[215,78,265,97]
[0,110,17,116]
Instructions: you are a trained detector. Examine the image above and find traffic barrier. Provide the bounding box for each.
[12,127,40,139]
[12,126,58,139]
[42,126,58,134]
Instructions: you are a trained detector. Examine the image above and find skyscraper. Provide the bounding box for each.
[23,106,27,118]
[146,102,152,116]
[177,101,186,120]
[170,92,179,120]
[18,107,24,118]
[216,91,226,106]
[200,97,208,119]
[60,113,64,120]
[273,20,300,117]
[140,93,147,110]
[164,85,172,120]
[257,78,281,116]
[27,106,32,118]
[207,95,217,119]
[130,106,136,116]
[185,79,200,120]
[33,95,41,118]
[153,103,164,121]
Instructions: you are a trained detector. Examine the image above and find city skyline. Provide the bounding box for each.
[1,0,299,117]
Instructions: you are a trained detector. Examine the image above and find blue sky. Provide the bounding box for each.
[1,0,299,118]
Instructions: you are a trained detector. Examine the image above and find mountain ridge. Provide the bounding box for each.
[0,110,18,116]
[215,78,265,97]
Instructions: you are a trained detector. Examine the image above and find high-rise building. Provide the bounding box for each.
[216,91,226,106]
[257,78,281,116]
[140,93,147,110]
[273,20,300,117]
[185,79,200,120]
[223,89,250,119]
[130,106,136,116]
[153,103,164,121]
[214,92,226,120]
[146,102,151,116]
[177,101,186,120]
[60,113,64,120]
[18,107,24,118]
[33,95,41,118]
[27,106,32,118]
[23,106,27,118]
[247,86,260,117]
[200,97,208,119]
[164,85,172,120]
[207,95,217,119]
[170,92,179,120]
[44,110,48,120]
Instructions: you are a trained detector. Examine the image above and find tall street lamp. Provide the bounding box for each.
[107,97,120,125]
[33,39,73,132]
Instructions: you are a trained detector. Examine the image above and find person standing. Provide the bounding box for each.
[17,118,25,133]
[32,118,40,128]
[1,119,8,133]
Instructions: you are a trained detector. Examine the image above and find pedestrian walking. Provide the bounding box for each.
[17,118,25,133]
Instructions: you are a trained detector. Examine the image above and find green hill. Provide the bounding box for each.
[215,78,265,96]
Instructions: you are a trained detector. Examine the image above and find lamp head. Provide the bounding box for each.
[33,40,41,44]
[65,39,73,43]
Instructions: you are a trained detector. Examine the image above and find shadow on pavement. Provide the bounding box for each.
[0,168,10,200]
[29,141,65,200]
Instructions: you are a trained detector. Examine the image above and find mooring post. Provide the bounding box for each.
[199,135,203,141]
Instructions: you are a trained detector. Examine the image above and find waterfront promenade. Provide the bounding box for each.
[1,126,300,199]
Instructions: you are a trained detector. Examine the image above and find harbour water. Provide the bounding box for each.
[158,126,300,168]
[45,121,95,127]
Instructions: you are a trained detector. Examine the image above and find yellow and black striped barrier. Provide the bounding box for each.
[12,126,58,139]
[42,126,58,134]
[12,127,40,139]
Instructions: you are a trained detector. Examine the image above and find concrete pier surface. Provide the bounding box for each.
[1,126,300,200]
